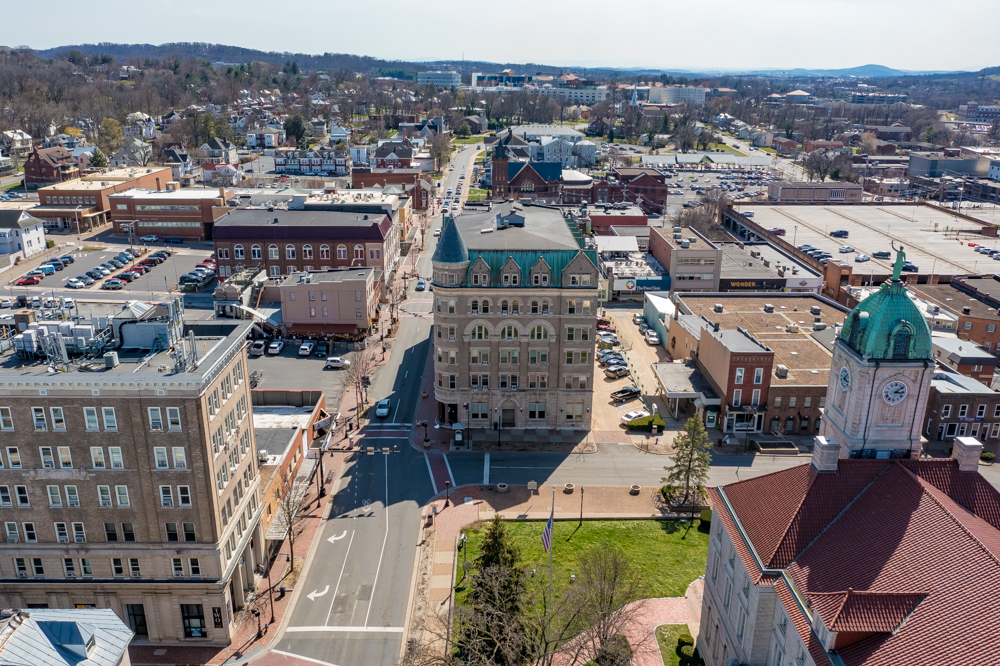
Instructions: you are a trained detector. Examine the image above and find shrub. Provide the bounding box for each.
[679,644,695,658]
[982,451,996,462]
[699,510,712,526]
[660,484,677,501]
[625,413,667,431]
[678,633,694,647]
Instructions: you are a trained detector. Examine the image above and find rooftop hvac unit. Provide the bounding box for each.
[786,325,800,333]
[104,351,119,368]
[810,305,821,315]
[713,303,724,313]
[775,364,789,378]
[673,226,682,233]
[763,304,774,313]
[681,241,690,248]
[688,237,697,244]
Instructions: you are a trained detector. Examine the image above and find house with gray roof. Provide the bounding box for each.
[0,202,46,260]
[0,608,133,666]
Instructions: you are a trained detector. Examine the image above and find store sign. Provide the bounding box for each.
[613,277,671,291]
[213,607,223,629]
[728,281,759,288]
[314,416,332,430]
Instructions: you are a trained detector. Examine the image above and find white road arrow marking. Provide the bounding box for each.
[307,585,330,601]
[327,530,348,543]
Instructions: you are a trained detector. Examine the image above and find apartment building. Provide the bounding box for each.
[23,147,80,188]
[430,202,600,430]
[647,86,707,106]
[33,167,173,232]
[212,208,398,280]
[417,71,461,87]
[109,185,233,243]
[649,226,722,293]
[925,365,1000,444]
[279,268,380,336]
[0,303,264,645]
[931,335,998,384]
[915,277,1000,353]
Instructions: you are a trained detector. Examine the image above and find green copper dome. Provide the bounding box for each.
[432,216,469,265]
[838,279,931,361]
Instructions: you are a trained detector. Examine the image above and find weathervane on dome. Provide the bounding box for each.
[890,240,906,282]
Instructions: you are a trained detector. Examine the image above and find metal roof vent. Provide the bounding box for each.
[763,303,774,313]
[963,306,972,314]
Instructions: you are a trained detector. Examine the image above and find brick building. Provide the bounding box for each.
[931,335,999,384]
[109,185,233,242]
[278,268,380,336]
[914,277,1000,353]
[925,365,1000,444]
[587,204,647,235]
[23,147,80,188]
[33,167,173,233]
[212,208,398,281]
[351,168,432,210]
[0,305,264,645]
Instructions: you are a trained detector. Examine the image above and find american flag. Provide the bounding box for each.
[542,513,554,553]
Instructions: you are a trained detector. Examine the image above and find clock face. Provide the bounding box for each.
[882,381,908,405]
[839,367,851,391]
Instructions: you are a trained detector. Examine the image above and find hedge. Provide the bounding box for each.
[625,414,666,431]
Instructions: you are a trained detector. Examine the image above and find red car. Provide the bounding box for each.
[15,276,41,286]
[768,228,787,236]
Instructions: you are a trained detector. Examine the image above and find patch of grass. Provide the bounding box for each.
[656,624,703,666]
[758,146,776,154]
[451,136,483,145]
[467,189,488,202]
[706,143,746,156]
[1,181,23,190]
[81,246,106,251]
[454,519,708,612]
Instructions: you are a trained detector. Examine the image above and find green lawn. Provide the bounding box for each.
[454,519,709,611]
[758,146,777,154]
[1,181,23,190]
[466,188,488,202]
[656,624,703,666]
[451,136,484,145]
[707,143,746,156]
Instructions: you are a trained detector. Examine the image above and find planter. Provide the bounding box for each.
[422,391,428,398]
[496,483,509,493]
[423,439,431,449]
[630,484,641,495]
[564,483,575,494]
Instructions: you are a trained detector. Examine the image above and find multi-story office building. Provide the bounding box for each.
[647,86,707,106]
[417,71,461,88]
[33,167,173,232]
[0,302,264,645]
[430,202,600,430]
[108,185,232,243]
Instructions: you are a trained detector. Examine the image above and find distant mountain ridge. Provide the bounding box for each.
[27,43,973,80]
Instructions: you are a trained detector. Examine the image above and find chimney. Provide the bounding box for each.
[811,436,843,472]
[952,436,983,472]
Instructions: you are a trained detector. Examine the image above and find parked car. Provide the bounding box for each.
[66,278,86,289]
[433,228,441,237]
[314,341,329,357]
[115,272,135,283]
[768,227,786,236]
[267,340,284,354]
[140,235,159,242]
[599,332,620,346]
[872,250,892,259]
[0,298,10,308]
[63,297,74,309]
[324,356,350,369]
[855,254,870,263]
[902,262,918,272]
[164,237,184,244]
[130,265,148,274]
[15,276,40,286]
[830,230,849,238]
[838,246,854,254]
[85,270,102,280]
[101,279,125,290]
[45,260,65,271]
[633,313,644,325]
[620,409,650,424]
[416,279,426,291]
[58,254,75,264]
[611,386,641,402]
[250,340,267,356]
[375,399,391,418]
[605,366,630,379]
[298,342,316,356]
[645,330,660,345]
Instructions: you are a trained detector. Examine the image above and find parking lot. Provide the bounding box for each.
[245,338,355,406]
[6,239,217,303]
[735,203,999,278]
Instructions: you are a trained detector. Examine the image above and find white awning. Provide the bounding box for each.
[595,236,639,253]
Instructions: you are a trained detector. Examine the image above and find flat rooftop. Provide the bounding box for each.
[456,202,581,252]
[734,203,996,277]
[109,188,226,200]
[931,368,994,394]
[601,251,666,277]
[677,293,849,386]
[41,167,172,190]
[305,190,399,207]
[214,208,390,229]
[282,268,373,285]
[720,244,785,279]
[915,278,1000,320]
[652,361,719,399]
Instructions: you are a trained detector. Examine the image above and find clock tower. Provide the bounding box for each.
[820,246,934,459]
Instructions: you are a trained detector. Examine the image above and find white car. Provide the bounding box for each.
[324,356,350,369]
[855,254,870,263]
[620,410,650,424]
[63,297,75,309]
[646,330,660,345]
[434,228,442,237]
[838,246,854,253]
[140,235,159,242]
[298,342,315,356]
[267,340,284,355]
[0,298,10,308]
[599,332,620,346]
[66,278,85,289]
[375,399,391,418]
[95,266,111,276]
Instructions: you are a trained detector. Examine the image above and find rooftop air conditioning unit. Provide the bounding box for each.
[786,325,800,333]
[928,304,940,313]
[775,364,789,378]
[713,303,724,313]
[763,304,774,313]
[810,305,821,315]
[814,322,827,331]
[681,241,690,248]
[104,351,119,368]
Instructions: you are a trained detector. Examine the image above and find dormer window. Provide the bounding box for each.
[581,274,591,286]
[473,274,480,286]
[570,275,579,286]
[542,275,548,286]
[512,274,519,285]
[503,274,510,286]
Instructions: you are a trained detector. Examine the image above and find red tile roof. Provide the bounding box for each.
[717,459,1000,666]
[773,578,831,666]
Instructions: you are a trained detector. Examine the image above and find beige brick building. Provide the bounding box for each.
[278,267,380,336]
[0,303,264,645]
[431,202,599,431]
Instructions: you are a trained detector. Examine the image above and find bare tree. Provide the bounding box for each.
[344,348,378,425]
[388,279,405,322]
[428,130,452,171]
[803,148,838,182]
[858,131,879,156]
[271,471,312,573]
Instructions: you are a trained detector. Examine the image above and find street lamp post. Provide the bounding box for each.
[266,567,275,623]
[445,480,451,507]
[579,486,585,526]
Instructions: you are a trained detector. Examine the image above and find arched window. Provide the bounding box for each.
[500,326,519,340]
[481,300,490,314]
[268,245,279,260]
[530,326,548,340]
[501,300,509,315]
[472,326,489,340]
[234,245,244,260]
[354,245,364,260]
[251,245,262,260]
[337,245,347,260]
[302,245,313,260]
[285,245,296,260]
[531,300,539,314]
[891,325,912,360]
[512,300,520,314]
[471,300,479,314]
[320,245,330,260]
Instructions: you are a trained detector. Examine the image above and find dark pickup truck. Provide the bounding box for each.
[611,386,641,402]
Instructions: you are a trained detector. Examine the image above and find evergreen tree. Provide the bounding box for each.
[608,127,615,144]
[476,514,521,572]
[662,415,712,507]
[90,147,108,169]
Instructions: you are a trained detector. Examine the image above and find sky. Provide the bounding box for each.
[7,0,998,73]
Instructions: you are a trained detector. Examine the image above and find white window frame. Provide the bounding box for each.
[83,407,99,431]
[115,485,130,507]
[102,407,117,431]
